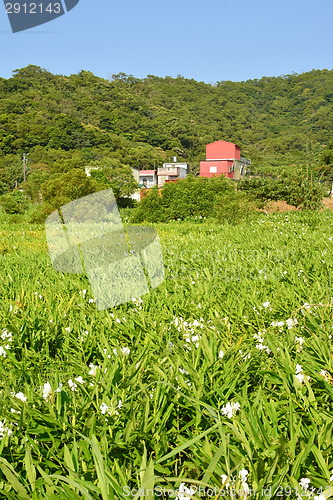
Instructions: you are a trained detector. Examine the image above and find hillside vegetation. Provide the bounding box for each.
[0,65,332,219]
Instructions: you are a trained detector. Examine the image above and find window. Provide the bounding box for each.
[210,166,217,173]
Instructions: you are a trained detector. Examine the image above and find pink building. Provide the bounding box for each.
[200,140,250,180]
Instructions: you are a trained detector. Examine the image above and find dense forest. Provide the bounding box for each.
[0,65,332,214]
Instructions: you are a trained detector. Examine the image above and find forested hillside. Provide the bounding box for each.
[0,65,332,197]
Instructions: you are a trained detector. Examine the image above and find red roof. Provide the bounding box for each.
[139,170,155,175]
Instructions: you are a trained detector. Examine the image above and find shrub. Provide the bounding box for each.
[238,173,325,210]
[132,175,235,223]
[214,190,261,224]
[0,191,29,214]
[131,186,167,223]
[285,173,325,210]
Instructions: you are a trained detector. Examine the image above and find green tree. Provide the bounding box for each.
[88,158,138,201]
[315,141,333,181]
[40,168,106,214]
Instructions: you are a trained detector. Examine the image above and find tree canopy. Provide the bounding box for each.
[0,65,332,213]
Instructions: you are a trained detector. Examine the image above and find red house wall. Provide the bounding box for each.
[206,141,240,161]
[199,160,234,178]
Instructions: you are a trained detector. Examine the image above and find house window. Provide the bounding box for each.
[210,166,217,173]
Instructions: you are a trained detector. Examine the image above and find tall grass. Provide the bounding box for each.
[0,210,333,498]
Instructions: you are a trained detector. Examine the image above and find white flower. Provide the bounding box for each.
[74,376,85,384]
[0,346,7,358]
[132,296,143,304]
[55,383,63,393]
[88,363,99,376]
[100,400,122,417]
[239,469,248,482]
[295,365,310,384]
[113,347,130,356]
[314,495,326,500]
[301,303,311,313]
[15,392,26,402]
[0,420,12,439]
[286,318,298,329]
[221,475,230,490]
[1,329,12,341]
[219,350,224,359]
[68,379,77,392]
[263,301,270,308]
[100,402,111,415]
[176,482,197,500]
[88,298,94,303]
[299,478,310,491]
[78,330,88,342]
[179,367,189,375]
[221,401,240,418]
[295,336,304,351]
[65,326,71,333]
[42,382,52,401]
[271,320,285,328]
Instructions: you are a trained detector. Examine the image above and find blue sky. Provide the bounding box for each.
[1,0,332,83]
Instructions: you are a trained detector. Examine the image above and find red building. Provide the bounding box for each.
[200,140,250,180]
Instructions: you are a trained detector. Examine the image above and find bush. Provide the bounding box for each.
[29,203,54,223]
[132,175,235,223]
[0,191,30,214]
[238,173,325,210]
[237,177,289,203]
[214,190,260,224]
[285,174,325,210]
[132,186,167,223]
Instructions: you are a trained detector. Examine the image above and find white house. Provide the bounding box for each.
[139,170,157,188]
[157,161,189,187]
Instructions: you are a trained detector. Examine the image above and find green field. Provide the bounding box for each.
[0,210,333,499]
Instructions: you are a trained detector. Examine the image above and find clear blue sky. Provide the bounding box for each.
[1,0,332,83]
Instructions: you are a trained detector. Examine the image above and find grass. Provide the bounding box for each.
[0,210,333,498]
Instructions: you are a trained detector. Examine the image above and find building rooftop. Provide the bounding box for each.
[139,170,156,175]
